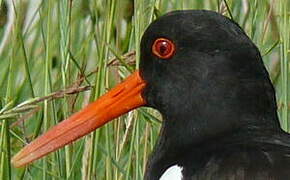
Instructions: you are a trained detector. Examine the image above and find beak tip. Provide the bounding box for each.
[11,158,19,168]
[11,157,20,168]
[11,152,26,168]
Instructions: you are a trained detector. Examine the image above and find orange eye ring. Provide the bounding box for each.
[152,38,176,59]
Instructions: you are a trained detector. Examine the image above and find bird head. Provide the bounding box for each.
[141,10,279,144]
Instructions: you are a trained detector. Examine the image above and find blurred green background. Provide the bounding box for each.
[0,0,289,179]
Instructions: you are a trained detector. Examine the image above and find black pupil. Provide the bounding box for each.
[159,41,169,55]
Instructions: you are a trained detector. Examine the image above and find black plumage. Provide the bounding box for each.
[140,10,290,180]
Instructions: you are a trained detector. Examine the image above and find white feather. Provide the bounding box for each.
[160,165,183,180]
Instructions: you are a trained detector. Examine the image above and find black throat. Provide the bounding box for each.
[144,110,283,180]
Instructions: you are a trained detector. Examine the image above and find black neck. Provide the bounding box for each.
[144,112,283,180]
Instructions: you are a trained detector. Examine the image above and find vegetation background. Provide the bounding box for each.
[0,0,289,179]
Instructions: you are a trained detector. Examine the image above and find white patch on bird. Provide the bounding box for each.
[160,165,183,180]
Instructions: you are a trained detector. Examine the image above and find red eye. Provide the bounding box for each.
[152,38,175,59]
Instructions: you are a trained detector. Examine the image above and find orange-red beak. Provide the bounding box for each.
[11,71,146,168]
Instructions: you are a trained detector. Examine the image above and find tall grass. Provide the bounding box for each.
[0,0,289,179]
